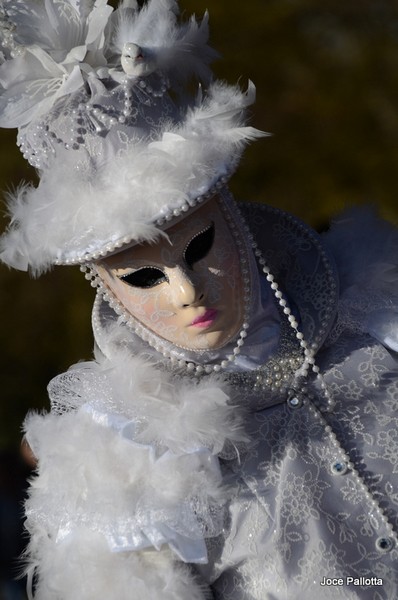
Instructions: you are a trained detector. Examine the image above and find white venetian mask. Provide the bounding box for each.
[95,196,247,351]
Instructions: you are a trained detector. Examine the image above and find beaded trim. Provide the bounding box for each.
[17,64,171,169]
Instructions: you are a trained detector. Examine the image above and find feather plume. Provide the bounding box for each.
[113,0,179,51]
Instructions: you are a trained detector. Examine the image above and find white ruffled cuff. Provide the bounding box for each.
[52,403,224,564]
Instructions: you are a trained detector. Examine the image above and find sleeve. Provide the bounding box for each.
[23,408,217,600]
[22,339,249,600]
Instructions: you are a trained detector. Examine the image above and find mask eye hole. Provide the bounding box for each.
[119,267,167,289]
[184,222,215,269]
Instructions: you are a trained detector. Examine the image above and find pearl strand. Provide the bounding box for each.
[129,75,168,99]
[220,191,335,411]
[254,248,334,410]
[19,72,169,169]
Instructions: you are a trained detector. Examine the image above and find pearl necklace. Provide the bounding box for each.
[222,195,335,412]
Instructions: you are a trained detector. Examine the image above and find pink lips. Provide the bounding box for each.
[191,308,218,328]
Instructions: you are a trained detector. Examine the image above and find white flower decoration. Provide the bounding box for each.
[0,0,113,127]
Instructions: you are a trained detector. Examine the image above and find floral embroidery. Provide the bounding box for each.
[279,470,328,526]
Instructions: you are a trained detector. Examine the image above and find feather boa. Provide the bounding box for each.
[23,342,248,598]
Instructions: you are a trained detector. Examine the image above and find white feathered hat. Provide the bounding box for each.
[0,0,264,274]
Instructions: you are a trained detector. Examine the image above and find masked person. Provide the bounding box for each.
[0,1,397,599]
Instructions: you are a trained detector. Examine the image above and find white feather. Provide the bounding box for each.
[48,338,249,455]
[114,0,179,49]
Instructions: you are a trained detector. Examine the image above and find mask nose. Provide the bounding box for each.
[169,266,205,308]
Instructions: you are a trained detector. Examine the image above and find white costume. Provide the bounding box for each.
[0,2,397,599]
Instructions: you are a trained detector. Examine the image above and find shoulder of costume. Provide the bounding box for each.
[321,205,398,350]
[321,205,398,296]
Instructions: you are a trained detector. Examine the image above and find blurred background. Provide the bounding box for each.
[1,0,398,594]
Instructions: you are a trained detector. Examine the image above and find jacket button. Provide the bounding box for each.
[331,461,348,475]
[287,395,302,409]
[375,536,394,553]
